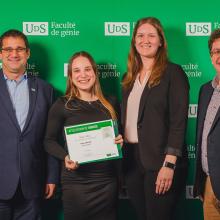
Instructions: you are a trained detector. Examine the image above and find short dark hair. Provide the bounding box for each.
[208,28,220,54]
[0,29,30,49]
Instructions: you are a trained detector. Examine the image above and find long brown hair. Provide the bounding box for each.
[65,51,117,119]
[122,17,168,90]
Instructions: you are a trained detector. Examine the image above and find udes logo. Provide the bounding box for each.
[186,185,195,199]
[186,22,211,36]
[23,22,49,36]
[188,104,197,118]
[64,63,68,77]
[105,22,130,36]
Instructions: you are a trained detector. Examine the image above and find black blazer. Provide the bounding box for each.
[121,62,189,171]
[0,69,59,200]
[193,82,220,200]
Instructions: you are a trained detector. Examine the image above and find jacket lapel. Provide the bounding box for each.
[210,90,220,133]
[210,107,220,132]
[22,75,38,133]
[122,83,151,126]
[197,83,213,140]
[0,70,21,131]
[137,85,151,123]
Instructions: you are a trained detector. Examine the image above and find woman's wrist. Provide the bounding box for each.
[163,161,176,170]
[163,154,177,170]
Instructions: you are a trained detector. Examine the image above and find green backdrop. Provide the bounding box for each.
[2,0,218,219]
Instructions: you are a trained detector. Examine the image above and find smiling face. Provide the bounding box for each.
[71,56,96,97]
[134,23,161,60]
[211,38,220,75]
[0,36,30,79]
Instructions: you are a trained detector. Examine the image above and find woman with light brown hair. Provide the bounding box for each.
[44,51,123,220]
[121,17,189,220]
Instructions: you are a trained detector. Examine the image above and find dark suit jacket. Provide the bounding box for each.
[193,81,220,200]
[0,69,59,200]
[121,62,189,171]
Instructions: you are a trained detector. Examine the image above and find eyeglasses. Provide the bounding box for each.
[0,47,27,54]
[211,49,220,57]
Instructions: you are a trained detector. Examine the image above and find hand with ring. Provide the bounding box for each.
[155,166,174,194]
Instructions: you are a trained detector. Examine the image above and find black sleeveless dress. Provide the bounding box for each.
[44,97,119,220]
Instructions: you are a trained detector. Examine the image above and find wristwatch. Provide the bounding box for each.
[163,161,176,170]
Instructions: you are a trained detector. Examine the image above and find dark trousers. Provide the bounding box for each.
[123,143,187,220]
[0,182,41,220]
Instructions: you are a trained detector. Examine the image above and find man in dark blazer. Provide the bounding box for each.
[0,29,59,219]
[194,29,220,219]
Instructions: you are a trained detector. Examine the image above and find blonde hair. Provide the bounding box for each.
[65,51,117,120]
[122,17,168,90]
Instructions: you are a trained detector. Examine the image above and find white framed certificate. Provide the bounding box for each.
[64,119,122,164]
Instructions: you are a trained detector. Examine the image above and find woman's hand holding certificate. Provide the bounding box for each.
[64,155,79,170]
[64,120,123,164]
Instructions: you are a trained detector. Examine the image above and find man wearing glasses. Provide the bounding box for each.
[194,28,220,220]
[0,29,59,220]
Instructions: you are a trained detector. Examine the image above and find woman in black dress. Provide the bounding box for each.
[44,51,123,220]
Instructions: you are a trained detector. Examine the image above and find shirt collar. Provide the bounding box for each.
[3,72,28,82]
[211,75,220,91]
